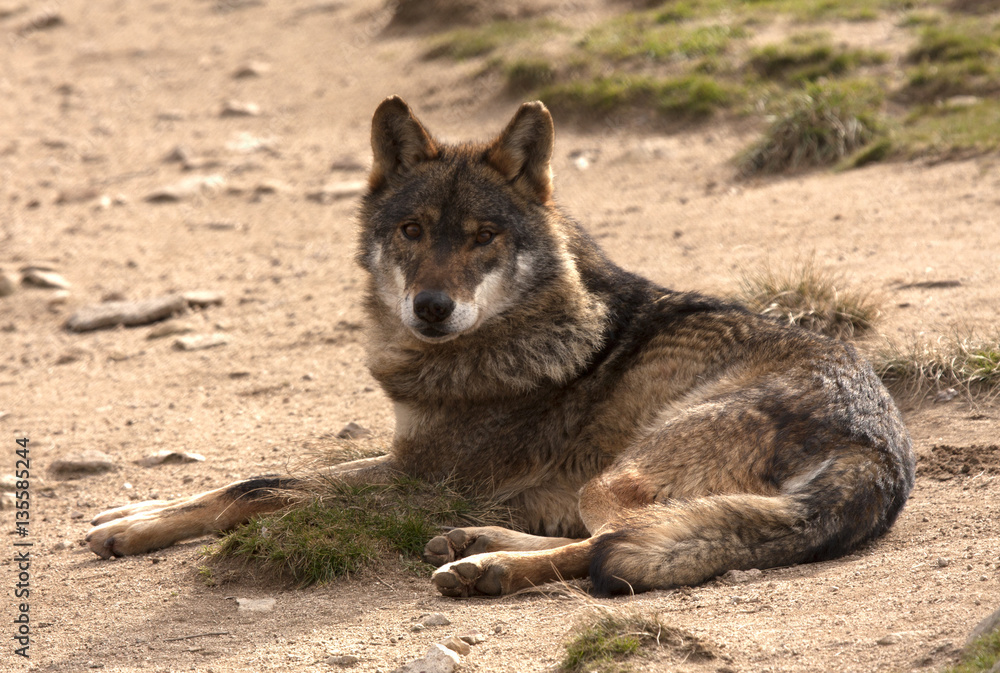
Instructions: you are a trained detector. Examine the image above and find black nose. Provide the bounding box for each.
[413,290,455,323]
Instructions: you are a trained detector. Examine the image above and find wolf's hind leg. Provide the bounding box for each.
[423,526,583,567]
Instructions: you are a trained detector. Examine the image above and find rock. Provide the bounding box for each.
[16,9,63,36]
[325,655,360,667]
[173,333,229,351]
[937,557,951,567]
[458,633,486,645]
[147,320,196,339]
[66,294,187,332]
[421,613,451,627]
[233,60,270,78]
[935,388,959,403]
[69,510,85,519]
[220,100,261,117]
[0,270,18,296]
[52,539,75,551]
[145,174,225,203]
[55,186,99,205]
[336,422,372,440]
[965,606,1000,652]
[22,268,71,289]
[49,450,115,479]
[392,644,460,673]
[236,597,275,612]
[181,290,224,308]
[47,290,71,309]
[410,623,425,633]
[877,634,902,646]
[439,636,471,656]
[306,180,366,204]
[721,568,763,584]
[135,450,206,467]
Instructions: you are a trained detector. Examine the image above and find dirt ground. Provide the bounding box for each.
[1,1,998,672]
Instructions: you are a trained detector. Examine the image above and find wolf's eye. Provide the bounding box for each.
[401,222,422,240]
[475,230,495,245]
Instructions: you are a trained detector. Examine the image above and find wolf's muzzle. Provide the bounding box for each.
[413,290,456,324]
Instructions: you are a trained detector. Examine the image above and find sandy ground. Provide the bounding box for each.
[1,1,998,672]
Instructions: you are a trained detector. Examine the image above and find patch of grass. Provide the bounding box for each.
[505,58,558,92]
[561,609,714,673]
[423,19,563,60]
[945,627,1000,673]
[875,334,1000,398]
[906,22,1000,64]
[210,476,497,586]
[737,259,882,340]
[540,74,739,120]
[898,99,1000,156]
[580,15,747,62]
[748,33,888,83]
[736,81,886,176]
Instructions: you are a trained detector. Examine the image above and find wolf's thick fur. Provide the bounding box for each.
[86,97,915,597]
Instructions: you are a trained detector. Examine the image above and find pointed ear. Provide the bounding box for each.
[486,101,554,203]
[369,96,438,190]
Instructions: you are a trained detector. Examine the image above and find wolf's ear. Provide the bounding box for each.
[486,101,554,203]
[369,96,438,190]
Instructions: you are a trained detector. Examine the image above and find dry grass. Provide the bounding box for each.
[874,333,1000,400]
[737,259,882,340]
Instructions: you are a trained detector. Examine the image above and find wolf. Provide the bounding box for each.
[86,97,915,597]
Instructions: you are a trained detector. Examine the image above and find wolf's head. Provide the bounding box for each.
[357,96,561,344]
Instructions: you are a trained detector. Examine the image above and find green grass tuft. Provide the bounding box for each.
[875,334,1000,399]
[748,33,888,83]
[737,259,882,340]
[209,476,496,586]
[943,626,1000,673]
[561,609,714,673]
[540,74,738,120]
[423,19,563,60]
[505,58,558,92]
[737,81,886,176]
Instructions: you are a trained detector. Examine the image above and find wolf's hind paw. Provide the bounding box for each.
[431,556,506,597]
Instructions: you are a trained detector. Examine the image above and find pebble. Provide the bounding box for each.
[937,557,951,568]
[181,290,224,308]
[391,644,460,673]
[934,388,959,403]
[336,422,372,440]
[16,9,63,36]
[22,268,72,290]
[147,320,196,339]
[439,636,471,656]
[135,450,206,467]
[145,174,225,203]
[306,180,366,204]
[236,597,276,612]
[721,568,763,584]
[49,449,115,479]
[458,632,486,645]
[54,186,99,205]
[421,613,451,627]
[220,100,261,117]
[52,539,75,551]
[877,634,902,646]
[232,61,270,78]
[0,270,18,296]
[325,655,360,667]
[66,294,187,332]
[173,333,229,351]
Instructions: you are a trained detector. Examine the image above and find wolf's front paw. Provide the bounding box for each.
[423,527,498,567]
[90,500,169,527]
[85,504,176,559]
[431,554,509,597]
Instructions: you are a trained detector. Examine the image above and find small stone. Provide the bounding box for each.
[47,290,71,309]
[337,422,372,440]
[721,568,763,584]
[55,186,99,205]
[0,270,19,296]
[66,294,187,332]
[458,632,486,645]
[173,333,229,351]
[16,9,63,36]
[147,320,195,340]
[325,655,360,667]
[22,268,71,289]
[236,597,275,612]
[135,450,206,467]
[306,180,366,204]
[439,636,471,656]
[392,644,460,673]
[220,100,261,117]
[421,613,451,627]
[937,557,951,567]
[49,450,115,479]
[145,174,225,203]
[69,510,85,519]
[181,290,224,308]
[410,624,425,633]
[233,60,270,78]
[935,388,959,403]
[877,634,902,646]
